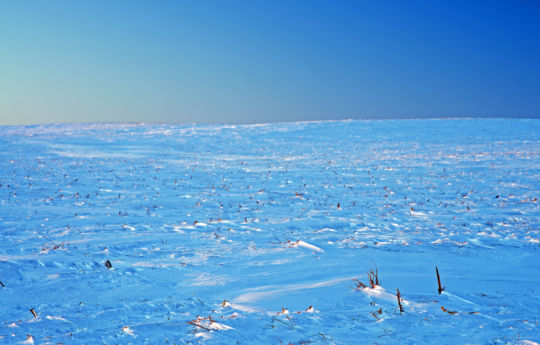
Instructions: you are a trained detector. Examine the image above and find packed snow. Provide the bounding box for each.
[0,119,539,344]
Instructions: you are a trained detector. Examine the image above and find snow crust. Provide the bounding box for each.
[0,119,539,344]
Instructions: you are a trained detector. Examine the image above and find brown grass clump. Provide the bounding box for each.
[353,267,379,289]
[396,289,404,313]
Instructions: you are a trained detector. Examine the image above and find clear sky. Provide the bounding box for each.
[1,0,539,125]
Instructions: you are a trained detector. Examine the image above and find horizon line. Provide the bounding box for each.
[1,114,540,129]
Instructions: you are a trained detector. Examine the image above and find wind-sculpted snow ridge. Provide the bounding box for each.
[0,119,539,344]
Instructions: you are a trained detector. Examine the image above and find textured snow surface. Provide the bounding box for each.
[0,119,539,344]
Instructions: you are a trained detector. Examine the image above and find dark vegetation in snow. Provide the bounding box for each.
[0,119,539,344]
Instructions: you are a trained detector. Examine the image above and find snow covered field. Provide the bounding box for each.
[0,119,539,344]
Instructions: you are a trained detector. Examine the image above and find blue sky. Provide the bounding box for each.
[1,0,539,125]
